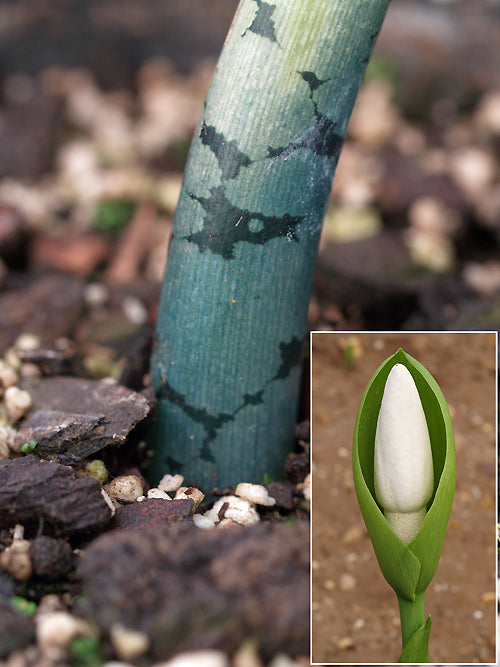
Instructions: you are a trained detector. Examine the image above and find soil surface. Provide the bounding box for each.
[311,331,496,664]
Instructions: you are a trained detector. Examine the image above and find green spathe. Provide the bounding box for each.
[352,348,456,660]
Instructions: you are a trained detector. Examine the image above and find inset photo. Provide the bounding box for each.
[310,331,497,665]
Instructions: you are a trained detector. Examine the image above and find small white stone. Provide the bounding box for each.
[174,486,204,509]
[147,488,171,500]
[158,473,184,493]
[0,537,31,581]
[37,611,93,657]
[0,424,19,453]
[353,618,365,631]
[110,623,149,661]
[4,386,32,423]
[105,475,144,503]
[101,488,117,516]
[4,348,22,373]
[20,362,42,379]
[267,655,299,667]
[218,517,240,528]
[155,649,230,667]
[203,508,220,524]
[84,282,109,308]
[192,514,216,530]
[38,593,65,614]
[475,90,500,135]
[339,573,357,592]
[210,496,260,526]
[450,147,497,196]
[15,333,41,351]
[13,524,24,540]
[235,482,276,507]
[0,362,19,390]
[121,296,148,325]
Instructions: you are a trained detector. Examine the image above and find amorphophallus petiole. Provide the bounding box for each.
[148,0,391,491]
[353,348,456,662]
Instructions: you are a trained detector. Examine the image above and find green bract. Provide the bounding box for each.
[352,348,456,661]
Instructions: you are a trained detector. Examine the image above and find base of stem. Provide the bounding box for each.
[398,590,427,652]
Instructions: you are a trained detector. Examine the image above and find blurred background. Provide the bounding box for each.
[0,0,500,358]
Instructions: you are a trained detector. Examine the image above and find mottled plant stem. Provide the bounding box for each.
[150,0,391,489]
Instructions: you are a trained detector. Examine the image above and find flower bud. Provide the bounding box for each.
[374,363,434,544]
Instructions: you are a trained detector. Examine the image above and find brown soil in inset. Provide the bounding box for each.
[311,331,496,664]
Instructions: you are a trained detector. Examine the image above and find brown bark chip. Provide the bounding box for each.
[112,499,194,530]
[0,456,113,536]
[16,376,153,460]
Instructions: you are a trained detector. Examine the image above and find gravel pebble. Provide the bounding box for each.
[0,536,32,581]
[340,526,364,545]
[110,623,149,661]
[235,482,276,507]
[339,573,357,592]
[337,636,354,650]
[154,650,230,667]
[147,488,171,500]
[106,475,144,503]
[192,514,216,530]
[0,363,19,390]
[158,473,184,493]
[4,386,32,422]
[207,496,260,526]
[174,486,204,509]
[36,611,93,659]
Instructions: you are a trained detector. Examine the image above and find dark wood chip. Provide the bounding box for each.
[16,376,153,460]
[0,456,112,536]
[112,499,194,530]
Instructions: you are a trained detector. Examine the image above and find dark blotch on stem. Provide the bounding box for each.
[199,124,253,181]
[244,0,279,44]
[273,337,304,381]
[187,185,303,258]
[268,71,343,162]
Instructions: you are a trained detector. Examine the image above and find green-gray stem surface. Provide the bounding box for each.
[398,591,429,661]
[150,0,390,489]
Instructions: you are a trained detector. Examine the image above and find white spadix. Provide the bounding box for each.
[374,363,434,544]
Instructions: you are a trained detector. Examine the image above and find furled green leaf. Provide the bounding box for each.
[397,615,432,662]
[352,348,456,600]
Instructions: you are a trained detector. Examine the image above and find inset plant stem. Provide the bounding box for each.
[398,591,428,656]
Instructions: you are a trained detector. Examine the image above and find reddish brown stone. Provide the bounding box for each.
[112,499,194,530]
[30,231,111,277]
